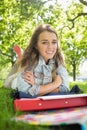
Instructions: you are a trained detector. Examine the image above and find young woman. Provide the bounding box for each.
[16,24,70,98]
[4,24,83,98]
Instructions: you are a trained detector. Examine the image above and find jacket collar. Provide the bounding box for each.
[38,55,55,66]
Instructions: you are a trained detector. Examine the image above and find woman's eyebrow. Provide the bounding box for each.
[52,39,57,41]
[41,39,57,41]
[41,39,48,41]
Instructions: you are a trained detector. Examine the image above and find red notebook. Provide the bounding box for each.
[14,94,87,111]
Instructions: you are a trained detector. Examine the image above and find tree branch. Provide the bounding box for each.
[68,12,87,21]
[67,0,87,29]
[68,12,87,28]
[79,0,87,6]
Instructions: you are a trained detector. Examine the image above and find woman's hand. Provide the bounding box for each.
[51,75,62,93]
[51,88,59,93]
[22,71,35,85]
[53,75,62,87]
[38,74,62,96]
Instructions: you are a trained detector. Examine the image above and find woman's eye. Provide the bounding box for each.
[42,42,48,44]
[41,41,57,44]
[52,42,57,44]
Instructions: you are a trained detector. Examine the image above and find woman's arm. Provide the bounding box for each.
[37,75,62,96]
[56,64,70,92]
[20,63,69,96]
[21,71,62,96]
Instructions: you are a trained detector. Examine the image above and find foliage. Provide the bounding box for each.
[0,0,87,81]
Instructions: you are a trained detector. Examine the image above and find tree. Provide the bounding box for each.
[0,0,47,66]
[0,0,87,83]
[67,0,87,28]
[58,0,87,80]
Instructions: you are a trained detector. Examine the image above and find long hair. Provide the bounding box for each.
[20,24,65,72]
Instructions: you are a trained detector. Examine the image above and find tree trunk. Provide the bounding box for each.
[72,61,76,81]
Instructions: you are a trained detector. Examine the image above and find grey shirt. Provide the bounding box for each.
[17,56,69,96]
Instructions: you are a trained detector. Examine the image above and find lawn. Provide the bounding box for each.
[0,81,87,130]
[0,88,49,130]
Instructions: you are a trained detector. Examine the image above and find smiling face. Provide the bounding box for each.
[36,31,58,63]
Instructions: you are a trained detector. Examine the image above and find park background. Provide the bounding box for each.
[0,0,87,86]
[0,0,87,130]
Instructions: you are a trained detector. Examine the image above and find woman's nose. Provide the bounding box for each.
[47,42,53,48]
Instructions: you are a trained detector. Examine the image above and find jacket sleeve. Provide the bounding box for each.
[56,64,70,92]
[17,72,40,96]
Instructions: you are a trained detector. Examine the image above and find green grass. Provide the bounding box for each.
[0,81,87,130]
[0,88,49,130]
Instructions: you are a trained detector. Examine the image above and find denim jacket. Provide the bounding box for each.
[17,56,69,96]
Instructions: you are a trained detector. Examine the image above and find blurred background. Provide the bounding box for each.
[0,0,87,87]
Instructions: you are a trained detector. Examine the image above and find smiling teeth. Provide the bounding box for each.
[46,51,53,54]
